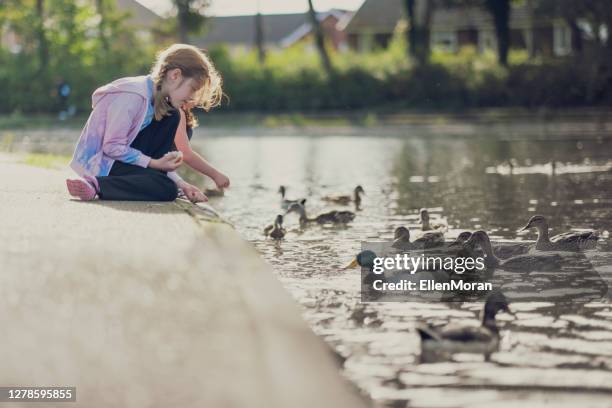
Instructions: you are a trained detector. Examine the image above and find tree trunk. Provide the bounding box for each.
[404,0,433,65]
[176,0,189,43]
[35,0,49,72]
[404,0,417,58]
[307,0,333,75]
[95,0,110,55]
[255,12,265,64]
[485,0,511,66]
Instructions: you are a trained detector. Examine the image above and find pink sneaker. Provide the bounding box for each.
[66,175,98,201]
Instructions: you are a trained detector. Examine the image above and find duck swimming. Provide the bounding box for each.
[450,231,531,259]
[417,290,513,361]
[520,215,598,252]
[392,226,444,250]
[419,208,447,232]
[263,214,286,239]
[286,202,355,226]
[467,230,563,272]
[322,185,365,207]
[278,185,307,210]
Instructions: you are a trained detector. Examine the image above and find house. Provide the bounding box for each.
[190,10,351,52]
[115,0,163,41]
[343,0,575,57]
[341,0,404,52]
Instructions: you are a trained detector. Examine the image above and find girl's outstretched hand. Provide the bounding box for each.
[178,181,208,203]
[212,171,230,189]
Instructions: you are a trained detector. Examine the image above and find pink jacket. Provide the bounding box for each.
[69,75,181,183]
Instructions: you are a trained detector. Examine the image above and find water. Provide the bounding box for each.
[6,127,612,406]
[191,132,612,406]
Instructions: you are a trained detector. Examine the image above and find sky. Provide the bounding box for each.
[136,0,366,17]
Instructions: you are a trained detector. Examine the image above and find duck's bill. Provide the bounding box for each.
[518,223,530,232]
[504,306,516,317]
[343,258,359,269]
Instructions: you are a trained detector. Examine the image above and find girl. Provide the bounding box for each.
[66,43,230,203]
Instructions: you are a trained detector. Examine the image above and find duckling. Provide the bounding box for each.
[263,214,286,239]
[419,208,447,232]
[392,226,444,250]
[322,185,365,207]
[467,230,563,272]
[520,215,598,252]
[278,186,307,210]
[285,202,355,226]
[417,290,513,361]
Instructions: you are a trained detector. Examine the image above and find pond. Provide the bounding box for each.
[194,130,612,407]
[6,125,612,406]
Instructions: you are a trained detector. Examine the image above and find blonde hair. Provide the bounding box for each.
[150,43,223,127]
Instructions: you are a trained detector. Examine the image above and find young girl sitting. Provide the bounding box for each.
[66,43,230,203]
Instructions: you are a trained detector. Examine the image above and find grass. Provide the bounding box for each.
[0,113,88,130]
[22,153,71,169]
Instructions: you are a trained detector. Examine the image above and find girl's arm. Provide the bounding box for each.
[174,108,230,188]
[102,93,180,172]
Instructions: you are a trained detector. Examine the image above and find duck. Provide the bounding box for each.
[285,202,355,226]
[520,215,598,252]
[450,231,531,259]
[466,230,563,272]
[449,231,473,247]
[344,250,380,286]
[263,214,286,239]
[417,290,513,361]
[392,226,444,250]
[419,208,447,232]
[278,185,307,210]
[322,185,365,207]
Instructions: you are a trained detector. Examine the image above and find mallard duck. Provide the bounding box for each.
[344,250,381,285]
[450,231,531,259]
[417,290,513,361]
[449,231,473,246]
[285,202,355,226]
[392,226,444,250]
[419,208,447,232]
[278,185,306,210]
[520,215,598,252]
[322,185,365,207]
[263,214,286,239]
[467,230,563,272]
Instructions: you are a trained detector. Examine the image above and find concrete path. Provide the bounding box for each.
[0,154,369,408]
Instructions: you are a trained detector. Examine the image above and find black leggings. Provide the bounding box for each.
[96,109,181,201]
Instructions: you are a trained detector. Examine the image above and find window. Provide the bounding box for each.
[431,31,457,52]
[553,22,572,56]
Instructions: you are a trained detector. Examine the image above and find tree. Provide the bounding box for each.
[255,12,265,64]
[403,0,435,65]
[173,0,208,43]
[484,0,511,66]
[307,0,332,75]
[35,0,49,72]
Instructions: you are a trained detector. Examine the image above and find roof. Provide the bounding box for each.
[431,5,535,30]
[115,0,162,28]
[280,10,352,48]
[343,0,404,34]
[192,13,308,47]
[343,1,545,34]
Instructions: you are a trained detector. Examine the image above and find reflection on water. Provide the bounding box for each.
[188,132,612,406]
[6,128,612,406]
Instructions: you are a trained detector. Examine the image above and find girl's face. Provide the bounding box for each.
[164,68,202,108]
